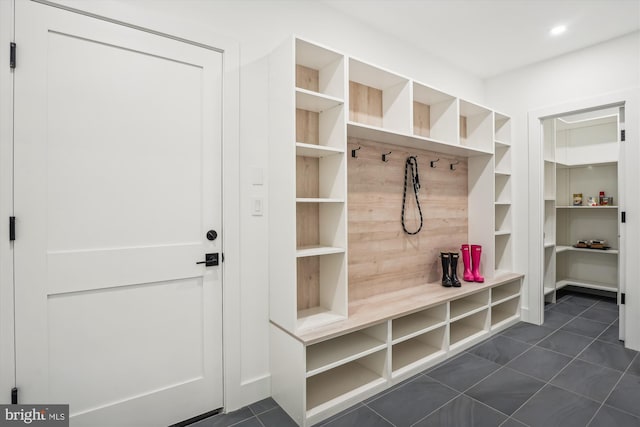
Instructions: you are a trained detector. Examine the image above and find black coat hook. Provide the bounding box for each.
[382,151,392,162]
[430,158,440,168]
[450,160,460,171]
[351,146,361,159]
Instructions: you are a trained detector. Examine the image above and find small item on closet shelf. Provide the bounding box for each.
[573,193,583,206]
[573,239,610,250]
[587,196,598,206]
[599,191,605,205]
[602,196,612,206]
[589,239,607,249]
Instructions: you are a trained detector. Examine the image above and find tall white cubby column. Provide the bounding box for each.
[268,37,348,334]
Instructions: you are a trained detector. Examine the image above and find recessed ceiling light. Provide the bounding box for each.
[550,25,567,36]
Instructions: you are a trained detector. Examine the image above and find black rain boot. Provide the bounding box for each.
[440,252,452,287]
[449,252,462,287]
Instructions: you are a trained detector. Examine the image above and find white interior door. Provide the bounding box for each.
[13,1,223,425]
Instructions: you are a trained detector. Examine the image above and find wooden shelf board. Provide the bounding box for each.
[391,340,444,373]
[293,273,523,345]
[306,362,385,416]
[450,300,488,321]
[556,160,618,169]
[450,324,487,349]
[346,122,492,158]
[494,170,511,176]
[544,286,556,296]
[306,332,386,377]
[495,230,511,236]
[296,88,343,113]
[556,206,618,209]
[556,245,618,255]
[392,314,446,343]
[296,142,344,158]
[297,307,346,332]
[495,200,512,205]
[296,198,344,203]
[495,140,511,148]
[556,279,617,292]
[544,242,556,248]
[296,246,345,258]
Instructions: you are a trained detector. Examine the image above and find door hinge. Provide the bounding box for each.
[9,216,15,241]
[9,42,16,69]
[621,129,626,142]
[221,253,224,263]
[621,293,626,305]
[622,211,626,224]
[11,387,18,404]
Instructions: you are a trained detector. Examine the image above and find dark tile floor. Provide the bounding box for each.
[194,291,640,427]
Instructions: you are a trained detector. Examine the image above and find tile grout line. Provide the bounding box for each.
[506,305,618,424]
[585,351,640,426]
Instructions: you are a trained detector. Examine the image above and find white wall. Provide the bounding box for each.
[484,32,640,320]
[1,0,485,411]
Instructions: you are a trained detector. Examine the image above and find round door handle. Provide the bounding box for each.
[207,230,218,241]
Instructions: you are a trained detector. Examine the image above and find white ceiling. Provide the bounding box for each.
[323,0,640,79]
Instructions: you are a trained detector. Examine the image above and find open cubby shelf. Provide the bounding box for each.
[306,353,386,415]
[391,305,447,343]
[306,328,386,377]
[391,327,446,374]
[270,36,520,427]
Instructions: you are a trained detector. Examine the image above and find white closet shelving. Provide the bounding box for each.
[542,113,621,303]
[269,36,523,427]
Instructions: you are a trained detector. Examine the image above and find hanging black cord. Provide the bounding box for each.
[402,156,423,235]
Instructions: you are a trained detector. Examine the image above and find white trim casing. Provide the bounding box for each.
[0,0,16,406]
[527,89,640,350]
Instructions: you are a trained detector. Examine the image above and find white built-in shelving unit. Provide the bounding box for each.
[269,36,523,427]
[541,112,621,303]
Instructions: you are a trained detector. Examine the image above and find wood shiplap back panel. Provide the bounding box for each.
[297,257,320,310]
[349,81,383,127]
[296,109,319,145]
[296,65,319,92]
[348,137,468,302]
[459,115,468,142]
[413,102,431,138]
[296,156,319,198]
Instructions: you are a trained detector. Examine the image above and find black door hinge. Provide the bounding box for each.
[9,216,15,241]
[622,212,626,224]
[9,42,16,69]
[621,129,626,142]
[11,387,18,404]
[621,293,626,305]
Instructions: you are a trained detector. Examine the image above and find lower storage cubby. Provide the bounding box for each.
[449,309,489,349]
[450,290,489,321]
[306,350,387,416]
[392,326,446,376]
[491,280,521,304]
[306,323,387,376]
[391,304,446,343]
[491,297,521,329]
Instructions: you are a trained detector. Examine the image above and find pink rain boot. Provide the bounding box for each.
[460,244,474,282]
[471,244,485,283]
